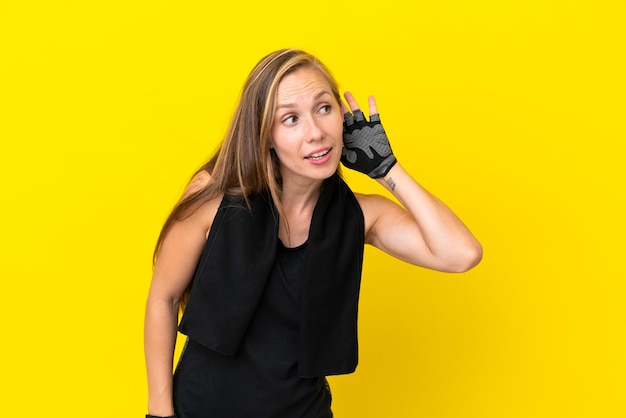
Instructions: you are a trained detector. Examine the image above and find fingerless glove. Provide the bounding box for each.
[341,110,397,178]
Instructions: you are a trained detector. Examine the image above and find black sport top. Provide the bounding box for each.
[172,240,333,417]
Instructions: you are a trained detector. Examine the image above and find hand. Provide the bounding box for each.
[341,92,397,178]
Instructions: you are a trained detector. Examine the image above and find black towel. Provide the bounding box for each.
[178,174,365,377]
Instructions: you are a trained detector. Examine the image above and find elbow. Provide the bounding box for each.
[449,242,483,273]
[462,242,483,272]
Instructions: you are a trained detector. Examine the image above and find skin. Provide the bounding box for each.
[144,67,482,416]
[270,67,345,246]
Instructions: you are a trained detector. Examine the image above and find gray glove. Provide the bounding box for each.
[341,110,397,178]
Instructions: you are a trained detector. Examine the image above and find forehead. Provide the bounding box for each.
[275,67,333,103]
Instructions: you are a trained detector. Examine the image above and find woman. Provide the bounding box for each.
[144,48,482,418]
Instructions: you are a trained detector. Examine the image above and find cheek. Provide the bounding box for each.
[269,132,294,159]
[270,125,290,151]
[331,115,344,138]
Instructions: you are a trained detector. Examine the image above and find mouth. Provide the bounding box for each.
[304,148,331,160]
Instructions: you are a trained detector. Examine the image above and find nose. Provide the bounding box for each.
[305,116,323,143]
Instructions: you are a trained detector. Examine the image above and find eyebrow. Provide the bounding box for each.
[275,90,332,110]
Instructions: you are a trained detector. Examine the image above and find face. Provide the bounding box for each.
[270,67,343,186]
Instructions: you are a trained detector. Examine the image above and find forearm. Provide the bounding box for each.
[144,296,179,416]
[378,162,482,271]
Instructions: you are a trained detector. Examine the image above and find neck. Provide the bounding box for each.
[277,177,325,247]
[280,177,324,214]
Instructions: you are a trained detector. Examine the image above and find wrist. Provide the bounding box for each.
[146,407,175,418]
[377,161,402,192]
[147,396,174,417]
[368,154,397,178]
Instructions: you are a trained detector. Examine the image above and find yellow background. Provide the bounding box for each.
[1,1,624,416]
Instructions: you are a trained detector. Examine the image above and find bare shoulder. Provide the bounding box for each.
[152,170,223,297]
[179,170,223,237]
[355,192,401,216]
[354,192,406,244]
[354,192,384,216]
[183,170,212,199]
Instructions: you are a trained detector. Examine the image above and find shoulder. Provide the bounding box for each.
[179,170,223,239]
[183,170,212,199]
[355,192,401,215]
[354,192,381,219]
[354,192,405,244]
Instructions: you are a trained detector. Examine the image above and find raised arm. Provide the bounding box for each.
[341,92,482,272]
[144,171,218,416]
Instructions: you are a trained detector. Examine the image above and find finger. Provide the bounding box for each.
[368,95,378,116]
[340,101,356,126]
[343,91,361,112]
[340,101,350,115]
[344,111,355,127]
[353,109,365,123]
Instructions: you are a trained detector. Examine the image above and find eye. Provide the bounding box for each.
[318,104,332,114]
[282,115,298,126]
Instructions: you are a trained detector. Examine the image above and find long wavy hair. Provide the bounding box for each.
[154,49,342,305]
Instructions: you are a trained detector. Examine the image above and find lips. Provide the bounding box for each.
[304,148,331,160]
